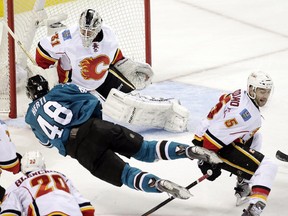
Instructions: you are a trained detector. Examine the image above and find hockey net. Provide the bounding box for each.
[0,0,151,118]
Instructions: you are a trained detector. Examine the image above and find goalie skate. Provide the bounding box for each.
[156,179,192,199]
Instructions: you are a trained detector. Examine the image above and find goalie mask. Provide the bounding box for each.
[21,151,46,175]
[247,71,273,107]
[79,9,103,48]
[26,75,49,101]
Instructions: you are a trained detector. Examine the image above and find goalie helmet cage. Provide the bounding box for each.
[0,0,151,118]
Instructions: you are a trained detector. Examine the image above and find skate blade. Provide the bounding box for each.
[236,196,249,206]
[178,189,193,199]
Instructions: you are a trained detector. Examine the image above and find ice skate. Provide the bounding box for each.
[156,179,192,199]
[235,177,251,206]
[242,201,266,216]
[186,146,222,164]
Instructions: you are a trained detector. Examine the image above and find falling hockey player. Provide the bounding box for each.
[33,8,189,133]
[191,71,278,216]
[25,74,222,202]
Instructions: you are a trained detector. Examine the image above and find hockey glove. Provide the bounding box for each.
[113,58,153,90]
[198,160,221,181]
[192,138,203,147]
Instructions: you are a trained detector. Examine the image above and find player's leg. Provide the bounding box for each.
[133,140,222,164]
[218,144,277,215]
[121,163,191,199]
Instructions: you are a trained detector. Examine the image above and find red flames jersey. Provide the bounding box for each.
[36,24,123,90]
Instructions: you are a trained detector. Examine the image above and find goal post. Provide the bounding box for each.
[0,0,152,118]
[7,0,17,118]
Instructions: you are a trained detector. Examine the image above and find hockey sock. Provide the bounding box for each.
[133,140,190,162]
[249,185,270,204]
[121,164,160,193]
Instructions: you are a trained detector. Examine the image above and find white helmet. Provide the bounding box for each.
[21,151,46,175]
[247,71,273,99]
[79,9,102,48]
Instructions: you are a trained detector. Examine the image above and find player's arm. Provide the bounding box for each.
[0,190,22,214]
[0,123,21,174]
[65,178,95,216]
[32,35,61,86]
[0,155,21,174]
[35,40,58,69]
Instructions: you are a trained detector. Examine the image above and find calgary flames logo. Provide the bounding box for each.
[79,55,110,80]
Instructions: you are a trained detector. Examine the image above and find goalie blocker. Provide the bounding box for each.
[103,88,189,132]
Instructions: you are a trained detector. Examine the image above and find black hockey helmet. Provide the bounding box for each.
[26,75,49,100]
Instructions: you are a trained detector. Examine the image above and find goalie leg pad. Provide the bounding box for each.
[164,101,189,132]
[103,89,189,132]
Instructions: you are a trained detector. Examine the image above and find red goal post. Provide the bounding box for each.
[0,0,151,118]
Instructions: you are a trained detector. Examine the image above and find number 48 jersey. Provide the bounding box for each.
[0,170,95,215]
[25,83,102,156]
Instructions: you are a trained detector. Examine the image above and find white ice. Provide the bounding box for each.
[1,0,288,215]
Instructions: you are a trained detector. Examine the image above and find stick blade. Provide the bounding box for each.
[276,150,288,162]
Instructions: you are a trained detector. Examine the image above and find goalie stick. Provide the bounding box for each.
[2,21,37,66]
[276,150,288,162]
[2,21,35,77]
[2,13,67,77]
[141,170,212,216]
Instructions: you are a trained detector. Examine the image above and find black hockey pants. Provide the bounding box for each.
[65,118,143,186]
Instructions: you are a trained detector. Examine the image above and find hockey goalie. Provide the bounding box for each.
[32,9,189,132]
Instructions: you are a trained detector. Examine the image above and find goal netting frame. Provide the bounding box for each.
[0,0,151,118]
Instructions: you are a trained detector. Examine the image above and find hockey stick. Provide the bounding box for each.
[276,150,288,162]
[141,170,212,216]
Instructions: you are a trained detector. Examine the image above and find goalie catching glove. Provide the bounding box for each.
[112,58,153,90]
[103,88,189,132]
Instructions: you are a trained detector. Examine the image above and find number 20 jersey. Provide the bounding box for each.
[1,170,94,215]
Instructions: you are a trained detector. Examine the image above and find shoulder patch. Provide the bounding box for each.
[62,30,72,41]
[240,108,251,122]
